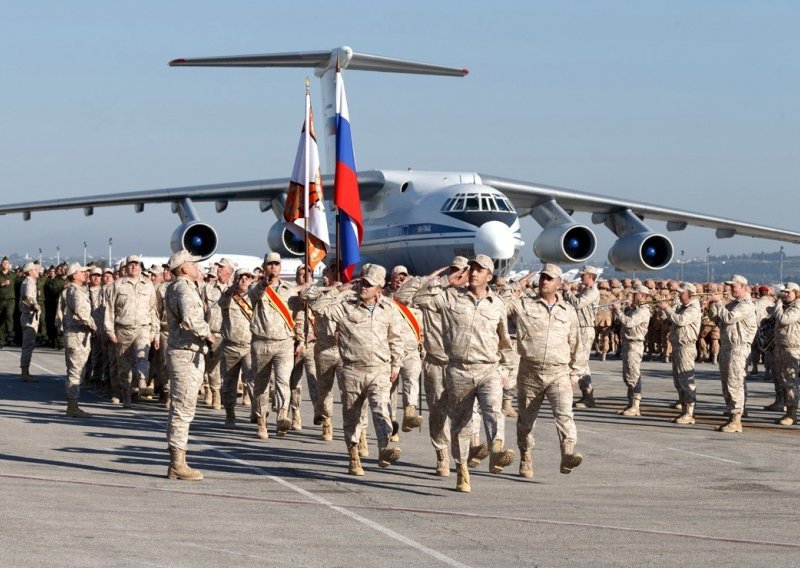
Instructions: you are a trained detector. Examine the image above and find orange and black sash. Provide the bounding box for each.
[393,298,421,343]
[265,286,295,330]
[231,293,253,321]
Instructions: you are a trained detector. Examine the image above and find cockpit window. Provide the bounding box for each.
[441,193,517,214]
[465,195,479,210]
[496,198,510,212]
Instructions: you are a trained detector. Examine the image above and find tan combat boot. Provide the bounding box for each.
[276,409,291,437]
[242,389,251,407]
[671,400,684,411]
[291,408,302,431]
[621,399,640,417]
[358,429,369,457]
[389,420,400,442]
[65,399,91,418]
[455,463,471,493]
[321,418,333,442]
[20,366,30,382]
[203,386,213,407]
[488,439,514,474]
[110,385,122,405]
[519,449,533,478]
[224,407,236,429]
[560,441,583,474]
[378,446,402,468]
[467,438,489,469]
[256,416,269,440]
[348,444,365,476]
[167,447,203,481]
[673,403,696,425]
[776,405,797,426]
[502,399,518,418]
[435,448,450,477]
[716,413,743,433]
[211,389,221,410]
[401,405,423,432]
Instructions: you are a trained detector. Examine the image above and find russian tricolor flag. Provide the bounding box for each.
[333,70,363,283]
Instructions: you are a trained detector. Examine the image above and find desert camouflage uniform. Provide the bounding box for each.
[386,289,423,429]
[62,283,96,401]
[87,283,106,388]
[219,288,254,411]
[595,288,615,360]
[662,299,702,407]
[19,275,40,370]
[710,297,757,416]
[615,304,651,406]
[772,298,800,417]
[562,283,599,398]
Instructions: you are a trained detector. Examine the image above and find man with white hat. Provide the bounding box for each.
[613,284,652,417]
[310,263,406,476]
[61,263,96,418]
[164,250,214,480]
[659,282,703,424]
[505,263,583,479]
[200,257,236,410]
[249,252,299,438]
[415,254,516,493]
[562,265,601,408]
[103,254,159,408]
[708,275,757,433]
[771,282,800,426]
[18,262,41,381]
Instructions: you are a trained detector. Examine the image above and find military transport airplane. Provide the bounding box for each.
[2,46,799,276]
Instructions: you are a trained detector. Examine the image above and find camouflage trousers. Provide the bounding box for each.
[338,365,393,448]
[64,330,91,400]
[423,357,450,451]
[774,345,800,408]
[220,341,253,410]
[313,342,339,421]
[114,326,151,391]
[672,343,698,404]
[251,337,294,419]
[290,342,318,414]
[516,361,576,452]
[390,349,421,418]
[447,361,504,465]
[621,340,644,402]
[574,327,596,391]
[166,349,205,451]
[719,346,749,414]
[204,334,223,391]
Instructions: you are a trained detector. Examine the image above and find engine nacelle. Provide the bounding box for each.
[533,224,596,264]
[608,232,674,271]
[267,222,305,257]
[170,221,218,260]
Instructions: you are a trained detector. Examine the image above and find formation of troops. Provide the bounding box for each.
[3,251,798,493]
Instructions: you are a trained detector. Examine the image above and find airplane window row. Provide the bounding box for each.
[441,193,515,213]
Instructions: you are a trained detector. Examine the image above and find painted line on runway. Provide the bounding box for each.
[666,447,743,465]
[3,472,799,551]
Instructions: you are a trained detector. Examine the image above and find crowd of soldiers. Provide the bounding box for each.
[4,251,798,493]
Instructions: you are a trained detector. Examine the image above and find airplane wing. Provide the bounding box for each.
[480,173,800,244]
[0,171,386,219]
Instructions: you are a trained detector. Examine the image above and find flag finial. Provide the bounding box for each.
[305,77,310,94]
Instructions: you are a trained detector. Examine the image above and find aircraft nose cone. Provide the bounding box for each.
[474,221,515,260]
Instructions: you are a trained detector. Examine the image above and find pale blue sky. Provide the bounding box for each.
[1,1,798,265]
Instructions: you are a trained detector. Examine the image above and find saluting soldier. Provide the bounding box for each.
[61,263,96,418]
[18,262,41,380]
[771,282,800,426]
[164,251,214,480]
[562,265,601,408]
[660,282,702,424]
[613,284,652,416]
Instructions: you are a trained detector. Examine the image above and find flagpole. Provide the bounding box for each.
[334,61,341,284]
[304,78,311,348]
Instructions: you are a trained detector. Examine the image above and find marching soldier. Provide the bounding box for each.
[660,282,702,424]
[61,263,96,418]
[708,275,757,433]
[613,284,652,416]
[414,255,515,493]
[201,257,235,410]
[18,262,41,380]
[562,265,600,408]
[288,264,319,431]
[698,284,721,365]
[771,282,800,426]
[505,264,583,478]
[310,264,406,476]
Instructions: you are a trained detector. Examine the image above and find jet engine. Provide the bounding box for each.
[533,223,596,264]
[170,221,218,260]
[608,232,674,271]
[267,222,305,257]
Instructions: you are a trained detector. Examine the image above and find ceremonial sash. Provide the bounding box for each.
[231,293,253,321]
[264,286,295,330]
[394,298,421,343]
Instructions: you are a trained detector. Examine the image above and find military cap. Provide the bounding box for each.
[450,256,469,270]
[215,257,236,269]
[633,284,651,295]
[580,265,600,276]
[677,282,697,294]
[66,263,89,277]
[783,282,800,292]
[149,264,164,275]
[22,262,37,273]
[540,263,562,279]
[263,252,281,264]
[234,268,254,279]
[469,254,494,273]
[206,265,218,278]
[392,265,409,276]
[125,255,142,265]
[724,274,748,285]
[758,285,771,294]
[89,267,103,276]
[361,264,386,288]
[168,250,200,271]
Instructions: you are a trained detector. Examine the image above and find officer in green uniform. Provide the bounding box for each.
[0,257,18,346]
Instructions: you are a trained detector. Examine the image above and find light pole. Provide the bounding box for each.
[680,250,685,281]
[56,246,60,265]
[780,246,784,285]
[83,241,88,266]
[38,248,42,265]
[706,247,711,282]
[108,238,113,268]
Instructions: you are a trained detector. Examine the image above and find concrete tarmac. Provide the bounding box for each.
[1,346,798,567]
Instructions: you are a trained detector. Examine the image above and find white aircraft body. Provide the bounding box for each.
[2,46,800,277]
